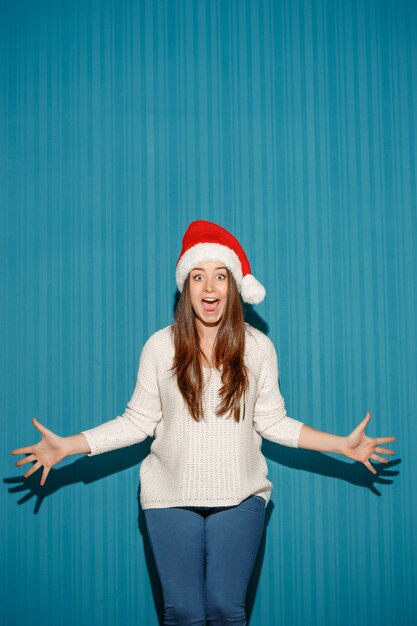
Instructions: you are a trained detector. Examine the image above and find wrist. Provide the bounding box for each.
[63,433,91,456]
[336,435,348,455]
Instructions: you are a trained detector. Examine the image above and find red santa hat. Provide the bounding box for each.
[176,220,266,304]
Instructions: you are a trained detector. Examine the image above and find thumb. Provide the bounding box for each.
[32,416,50,436]
[358,410,371,432]
[350,411,371,436]
[363,410,371,426]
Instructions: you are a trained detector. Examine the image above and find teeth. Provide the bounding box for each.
[203,298,218,302]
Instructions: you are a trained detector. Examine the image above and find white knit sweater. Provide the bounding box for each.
[81,323,304,509]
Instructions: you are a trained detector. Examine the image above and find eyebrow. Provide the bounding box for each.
[191,266,227,271]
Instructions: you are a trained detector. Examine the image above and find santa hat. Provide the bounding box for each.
[176,220,266,304]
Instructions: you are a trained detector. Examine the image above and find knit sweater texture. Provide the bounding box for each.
[81,323,304,510]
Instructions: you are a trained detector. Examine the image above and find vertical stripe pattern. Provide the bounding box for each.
[2,1,416,625]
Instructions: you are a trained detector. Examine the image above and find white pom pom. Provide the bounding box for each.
[240,274,266,304]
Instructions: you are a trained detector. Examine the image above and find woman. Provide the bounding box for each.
[11,219,396,626]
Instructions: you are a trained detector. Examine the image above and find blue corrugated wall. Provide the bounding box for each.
[2,0,416,624]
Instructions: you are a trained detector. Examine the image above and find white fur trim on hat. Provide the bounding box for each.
[176,243,243,292]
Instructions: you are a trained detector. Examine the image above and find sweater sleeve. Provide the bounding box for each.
[80,336,163,456]
[253,338,304,447]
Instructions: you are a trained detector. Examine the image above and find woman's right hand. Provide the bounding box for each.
[10,417,70,486]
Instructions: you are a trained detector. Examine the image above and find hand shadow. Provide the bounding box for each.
[4,439,152,514]
[262,442,401,495]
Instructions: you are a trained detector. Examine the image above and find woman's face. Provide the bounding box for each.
[188,260,228,330]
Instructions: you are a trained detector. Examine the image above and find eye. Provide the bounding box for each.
[216,274,226,280]
[192,274,204,281]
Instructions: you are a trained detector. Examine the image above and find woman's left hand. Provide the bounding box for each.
[340,411,396,474]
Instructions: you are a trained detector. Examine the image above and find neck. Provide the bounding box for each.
[196,319,220,344]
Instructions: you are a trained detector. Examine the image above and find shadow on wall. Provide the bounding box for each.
[4,444,400,516]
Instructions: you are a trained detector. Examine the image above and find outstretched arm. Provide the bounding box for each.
[298,411,396,474]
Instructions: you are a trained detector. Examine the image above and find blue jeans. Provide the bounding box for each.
[143,495,266,625]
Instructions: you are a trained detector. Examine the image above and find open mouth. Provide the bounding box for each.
[201,298,220,313]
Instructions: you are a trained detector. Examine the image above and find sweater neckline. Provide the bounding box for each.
[203,365,221,373]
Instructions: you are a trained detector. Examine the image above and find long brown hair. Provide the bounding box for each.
[171,268,249,423]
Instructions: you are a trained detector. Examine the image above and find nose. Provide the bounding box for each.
[204,275,216,292]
